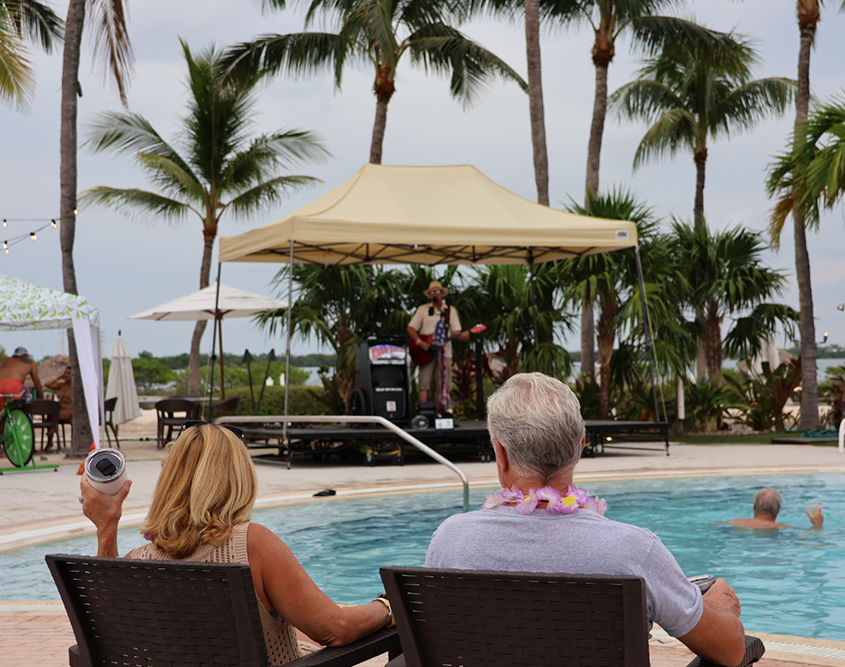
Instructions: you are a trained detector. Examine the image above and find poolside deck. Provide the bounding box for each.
[2,427,845,667]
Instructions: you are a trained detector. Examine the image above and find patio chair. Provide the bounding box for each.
[46,554,400,667]
[23,399,62,451]
[212,395,241,420]
[103,397,119,449]
[380,566,765,667]
[154,398,201,449]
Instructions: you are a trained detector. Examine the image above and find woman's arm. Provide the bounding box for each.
[80,476,132,557]
[247,523,390,647]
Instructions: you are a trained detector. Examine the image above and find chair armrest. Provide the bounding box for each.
[684,636,765,667]
[279,628,401,667]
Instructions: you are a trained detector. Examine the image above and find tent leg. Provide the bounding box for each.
[635,247,661,422]
[529,254,539,372]
[206,265,223,421]
[283,240,294,444]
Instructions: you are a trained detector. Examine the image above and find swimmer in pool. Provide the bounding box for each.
[725,487,823,530]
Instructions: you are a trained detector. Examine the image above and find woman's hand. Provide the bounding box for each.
[80,476,132,557]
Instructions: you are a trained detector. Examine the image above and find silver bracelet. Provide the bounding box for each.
[372,594,394,627]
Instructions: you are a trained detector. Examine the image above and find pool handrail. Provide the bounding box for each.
[840,418,844,454]
[215,414,471,512]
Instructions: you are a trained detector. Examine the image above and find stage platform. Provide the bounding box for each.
[240,418,670,467]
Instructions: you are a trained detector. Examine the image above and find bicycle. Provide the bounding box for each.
[0,392,35,467]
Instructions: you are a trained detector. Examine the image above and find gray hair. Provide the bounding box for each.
[753,487,783,518]
[486,373,585,483]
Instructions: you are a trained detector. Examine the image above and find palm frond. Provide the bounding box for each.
[135,153,207,203]
[408,24,526,106]
[220,32,356,89]
[78,186,195,222]
[225,175,320,218]
[632,107,696,168]
[711,77,796,138]
[0,26,33,109]
[628,15,725,57]
[87,0,134,107]
[1,0,63,51]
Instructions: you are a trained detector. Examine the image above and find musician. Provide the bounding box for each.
[407,280,469,406]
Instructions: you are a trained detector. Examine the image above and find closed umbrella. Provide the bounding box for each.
[106,331,141,424]
[130,283,287,400]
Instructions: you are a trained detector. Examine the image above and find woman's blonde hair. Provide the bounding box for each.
[141,423,257,558]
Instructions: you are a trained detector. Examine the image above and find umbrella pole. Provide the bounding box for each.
[528,253,540,372]
[635,246,661,422]
[218,314,226,402]
[206,264,223,421]
[283,240,294,443]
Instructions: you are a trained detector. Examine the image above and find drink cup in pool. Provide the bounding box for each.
[85,448,126,495]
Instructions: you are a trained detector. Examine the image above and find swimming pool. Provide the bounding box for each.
[2,473,842,639]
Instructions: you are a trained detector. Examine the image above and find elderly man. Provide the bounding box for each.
[426,372,747,666]
[0,346,43,400]
[727,487,823,530]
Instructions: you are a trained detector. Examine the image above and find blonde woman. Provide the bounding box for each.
[80,422,392,664]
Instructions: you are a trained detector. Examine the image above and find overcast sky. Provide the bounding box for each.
[1,0,844,361]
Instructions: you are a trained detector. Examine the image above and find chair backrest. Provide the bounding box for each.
[381,567,650,667]
[24,399,61,423]
[213,396,240,418]
[46,554,268,667]
[155,398,201,418]
[103,396,117,413]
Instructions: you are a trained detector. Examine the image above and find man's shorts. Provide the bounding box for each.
[0,379,26,411]
[418,357,453,394]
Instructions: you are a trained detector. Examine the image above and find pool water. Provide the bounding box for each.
[3,473,843,639]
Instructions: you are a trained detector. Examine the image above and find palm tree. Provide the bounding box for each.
[221,0,526,166]
[0,0,63,109]
[80,41,327,396]
[777,0,844,430]
[561,188,664,419]
[541,2,719,378]
[668,221,797,382]
[767,94,845,428]
[61,0,132,455]
[258,264,414,412]
[610,30,794,231]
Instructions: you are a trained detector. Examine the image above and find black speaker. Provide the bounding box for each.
[352,336,411,425]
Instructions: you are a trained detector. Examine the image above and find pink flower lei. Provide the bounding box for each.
[482,486,607,516]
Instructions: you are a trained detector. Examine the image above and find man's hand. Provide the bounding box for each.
[678,578,745,666]
[458,330,470,342]
[806,504,824,529]
[419,339,431,350]
[704,578,741,617]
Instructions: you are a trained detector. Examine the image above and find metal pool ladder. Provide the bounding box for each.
[216,414,471,513]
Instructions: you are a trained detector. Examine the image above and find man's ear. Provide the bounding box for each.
[493,439,508,467]
[582,435,587,450]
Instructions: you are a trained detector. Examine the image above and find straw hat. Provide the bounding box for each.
[423,280,449,298]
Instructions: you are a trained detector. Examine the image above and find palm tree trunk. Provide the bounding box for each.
[705,302,722,381]
[580,303,595,378]
[693,147,707,231]
[795,1,820,430]
[188,228,216,395]
[61,0,93,456]
[524,0,549,206]
[369,67,395,164]
[596,310,614,420]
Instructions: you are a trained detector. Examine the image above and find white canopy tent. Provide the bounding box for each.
[0,274,103,447]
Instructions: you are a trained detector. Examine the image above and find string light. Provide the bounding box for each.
[0,218,58,256]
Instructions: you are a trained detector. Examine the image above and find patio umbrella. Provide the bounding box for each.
[130,283,287,400]
[105,331,141,424]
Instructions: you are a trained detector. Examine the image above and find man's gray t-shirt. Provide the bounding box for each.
[426,506,703,638]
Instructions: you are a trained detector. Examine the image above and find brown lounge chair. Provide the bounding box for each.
[380,566,765,667]
[46,554,400,667]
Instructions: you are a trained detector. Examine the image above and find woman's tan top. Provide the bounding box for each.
[130,522,303,664]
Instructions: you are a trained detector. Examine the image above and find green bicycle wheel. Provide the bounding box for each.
[4,407,34,467]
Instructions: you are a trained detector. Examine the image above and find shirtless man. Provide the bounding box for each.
[45,366,72,449]
[0,346,43,400]
[726,487,823,530]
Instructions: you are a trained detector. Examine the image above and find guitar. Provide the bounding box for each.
[409,324,487,367]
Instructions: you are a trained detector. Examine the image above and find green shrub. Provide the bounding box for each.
[225,385,329,417]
